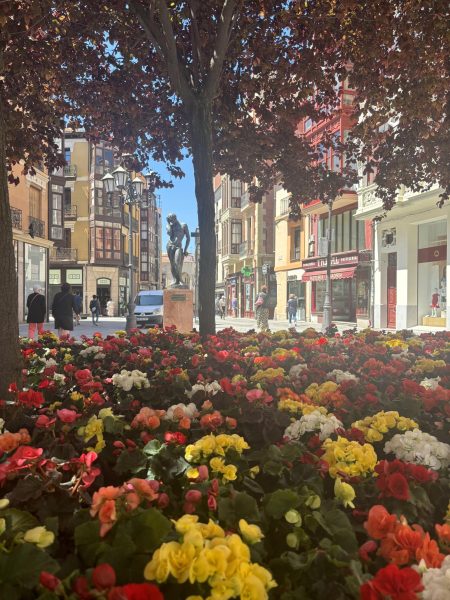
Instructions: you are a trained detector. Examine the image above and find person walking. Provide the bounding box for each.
[232,296,238,318]
[52,283,77,338]
[287,294,298,326]
[26,285,46,339]
[89,295,101,325]
[255,286,270,331]
[73,291,83,326]
[218,295,226,319]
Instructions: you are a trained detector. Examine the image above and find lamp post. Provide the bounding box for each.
[321,199,333,333]
[102,165,148,333]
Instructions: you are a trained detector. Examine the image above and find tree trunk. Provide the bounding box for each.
[189,100,216,337]
[0,85,22,397]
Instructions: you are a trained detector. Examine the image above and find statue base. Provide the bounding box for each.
[169,283,189,289]
[163,289,193,333]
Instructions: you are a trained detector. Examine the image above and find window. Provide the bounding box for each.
[52,193,62,226]
[51,227,63,239]
[29,186,41,218]
[95,226,121,260]
[231,220,242,254]
[64,148,71,163]
[291,227,301,261]
[357,220,366,250]
[231,180,241,208]
[304,118,313,132]
[280,196,290,215]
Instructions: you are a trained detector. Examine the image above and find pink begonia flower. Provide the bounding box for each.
[57,409,80,423]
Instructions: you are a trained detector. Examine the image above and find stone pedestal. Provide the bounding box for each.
[163,289,193,333]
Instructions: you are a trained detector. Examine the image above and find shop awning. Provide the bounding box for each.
[302,267,357,282]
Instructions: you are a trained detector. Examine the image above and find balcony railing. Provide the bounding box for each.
[240,240,253,257]
[11,207,22,230]
[29,216,45,238]
[64,205,77,219]
[50,247,77,262]
[63,165,77,179]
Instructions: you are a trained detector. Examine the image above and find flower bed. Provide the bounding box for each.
[0,327,449,599]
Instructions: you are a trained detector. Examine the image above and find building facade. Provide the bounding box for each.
[48,132,142,316]
[356,179,449,330]
[161,253,196,292]
[139,191,162,291]
[214,174,276,318]
[9,163,53,322]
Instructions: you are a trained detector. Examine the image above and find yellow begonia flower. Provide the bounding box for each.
[222,465,237,482]
[174,514,199,534]
[0,518,5,536]
[334,477,356,509]
[23,526,55,548]
[0,499,10,510]
[239,519,264,544]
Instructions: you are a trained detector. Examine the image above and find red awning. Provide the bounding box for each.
[302,267,357,282]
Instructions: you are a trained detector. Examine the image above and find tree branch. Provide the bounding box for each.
[203,0,240,100]
[128,0,165,59]
[155,0,194,103]
[187,0,202,88]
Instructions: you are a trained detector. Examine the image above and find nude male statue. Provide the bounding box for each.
[166,213,190,287]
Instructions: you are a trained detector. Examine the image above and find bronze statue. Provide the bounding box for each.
[166,213,190,288]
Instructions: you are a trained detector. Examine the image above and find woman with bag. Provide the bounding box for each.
[255,286,270,331]
[52,283,77,338]
[26,285,46,339]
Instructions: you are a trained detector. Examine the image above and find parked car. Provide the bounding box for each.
[134,290,164,327]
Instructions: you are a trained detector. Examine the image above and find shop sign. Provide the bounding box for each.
[262,264,269,275]
[241,267,252,277]
[97,278,111,285]
[418,245,447,264]
[303,252,358,270]
[119,277,127,286]
[66,269,82,284]
[287,275,297,281]
[49,269,61,285]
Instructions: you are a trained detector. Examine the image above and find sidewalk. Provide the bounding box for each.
[212,316,356,334]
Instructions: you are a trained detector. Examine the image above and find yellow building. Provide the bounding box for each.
[9,163,53,321]
[274,188,308,321]
[48,132,141,316]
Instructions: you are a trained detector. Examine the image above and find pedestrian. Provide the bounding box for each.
[52,282,77,338]
[73,291,83,325]
[218,295,226,319]
[287,293,298,326]
[89,294,101,325]
[255,285,270,331]
[26,285,46,339]
[232,295,238,318]
[106,298,114,317]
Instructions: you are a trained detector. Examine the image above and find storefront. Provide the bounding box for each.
[303,251,371,324]
[49,267,83,312]
[226,273,241,317]
[417,220,447,327]
[286,270,306,322]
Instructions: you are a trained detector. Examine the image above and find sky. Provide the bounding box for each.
[155,157,199,248]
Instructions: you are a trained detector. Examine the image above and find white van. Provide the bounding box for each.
[134,290,164,327]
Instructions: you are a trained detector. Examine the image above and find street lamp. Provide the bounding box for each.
[321,200,333,333]
[101,165,148,333]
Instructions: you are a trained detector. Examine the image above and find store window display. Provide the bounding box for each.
[417,220,447,326]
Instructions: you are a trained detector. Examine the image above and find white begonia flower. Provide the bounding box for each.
[111,369,150,391]
[53,373,66,384]
[185,380,222,399]
[421,555,450,600]
[384,429,450,471]
[327,369,359,384]
[43,357,57,367]
[79,346,103,357]
[284,409,343,442]
[289,363,308,379]
[420,377,441,390]
[164,402,198,421]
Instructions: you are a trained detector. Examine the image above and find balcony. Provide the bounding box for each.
[64,205,77,219]
[50,247,77,262]
[11,207,22,230]
[240,240,254,257]
[63,165,77,179]
[29,216,45,238]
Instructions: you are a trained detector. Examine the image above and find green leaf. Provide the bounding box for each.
[281,549,317,571]
[103,416,125,435]
[127,508,172,553]
[0,543,58,589]
[265,490,300,519]
[114,449,147,475]
[6,476,42,502]
[218,492,260,525]
[74,520,109,566]
[143,440,162,457]
[2,508,38,539]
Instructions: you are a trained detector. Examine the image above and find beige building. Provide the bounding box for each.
[48,132,141,316]
[9,163,53,321]
[214,174,276,318]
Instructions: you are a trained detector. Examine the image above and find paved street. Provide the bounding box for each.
[19,315,444,340]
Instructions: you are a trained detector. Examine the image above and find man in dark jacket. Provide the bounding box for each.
[89,295,101,325]
[26,285,46,339]
[74,291,83,325]
[52,283,78,338]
